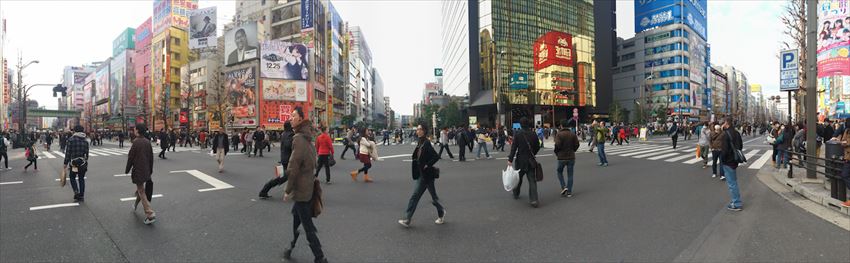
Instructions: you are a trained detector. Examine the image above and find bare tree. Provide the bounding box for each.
[780,0,807,120]
[207,70,228,131]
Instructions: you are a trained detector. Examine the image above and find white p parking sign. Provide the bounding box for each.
[779,49,799,91]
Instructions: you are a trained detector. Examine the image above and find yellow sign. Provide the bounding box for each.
[750,84,762,93]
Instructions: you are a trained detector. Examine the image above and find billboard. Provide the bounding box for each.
[226,67,258,127]
[153,0,198,35]
[112,28,135,57]
[260,40,308,80]
[509,73,529,90]
[189,6,217,49]
[225,22,259,65]
[818,0,850,78]
[262,79,308,102]
[133,18,152,110]
[95,63,110,104]
[301,0,314,30]
[683,0,708,40]
[83,72,95,105]
[110,51,131,116]
[533,31,574,71]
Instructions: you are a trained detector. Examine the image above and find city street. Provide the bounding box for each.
[1,136,848,262]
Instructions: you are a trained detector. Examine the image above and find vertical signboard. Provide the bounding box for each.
[95,63,110,104]
[226,67,258,127]
[533,31,574,71]
[189,7,217,49]
[780,49,799,91]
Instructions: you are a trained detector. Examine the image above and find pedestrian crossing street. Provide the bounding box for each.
[572,142,774,170]
[35,146,198,159]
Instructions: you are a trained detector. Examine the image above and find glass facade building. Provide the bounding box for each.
[470,0,598,127]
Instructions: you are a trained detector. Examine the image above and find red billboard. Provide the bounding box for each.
[259,79,311,130]
[533,31,574,71]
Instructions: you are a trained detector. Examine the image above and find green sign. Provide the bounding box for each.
[434,68,443,77]
[112,28,136,57]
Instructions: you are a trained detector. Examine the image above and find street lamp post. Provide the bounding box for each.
[15,58,39,135]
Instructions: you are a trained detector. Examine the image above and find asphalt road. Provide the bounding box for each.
[0,135,848,262]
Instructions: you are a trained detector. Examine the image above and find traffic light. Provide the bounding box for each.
[52,84,68,97]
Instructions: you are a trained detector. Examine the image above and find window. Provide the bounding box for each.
[172,67,180,75]
[144,65,149,73]
[173,37,180,46]
[620,52,635,61]
[620,64,636,72]
[623,41,635,49]
[173,53,181,61]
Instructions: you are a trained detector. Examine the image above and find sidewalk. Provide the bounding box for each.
[757,160,850,226]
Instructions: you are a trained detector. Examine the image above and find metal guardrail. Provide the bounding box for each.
[787,150,847,202]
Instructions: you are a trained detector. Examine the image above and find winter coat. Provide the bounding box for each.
[554,129,579,160]
[279,131,294,166]
[125,137,154,184]
[212,133,230,154]
[698,127,711,146]
[315,132,334,156]
[158,132,170,149]
[284,121,318,202]
[720,128,743,166]
[709,130,723,150]
[508,129,541,171]
[411,139,439,180]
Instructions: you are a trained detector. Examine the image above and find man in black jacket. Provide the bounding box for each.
[456,126,469,162]
[158,128,169,159]
[720,118,744,211]
[253,126,265,157]
[259,122,294,199]
[211,130,230,173]
[508,117,542,208]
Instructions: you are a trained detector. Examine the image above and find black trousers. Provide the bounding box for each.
[315,155,331,182]
[672,134,679,149]
[118,140,124,148]
[289,201,324,260]
[438,143,454,158]
[159,148,167,158]
[512,167,538,203]
[458,144,466,161]
[253,141,264,157]
[260,164,288,196]
[25,159,37,170]
[0,152,7,168]
[266,141,271,152]
[341,144,357,159]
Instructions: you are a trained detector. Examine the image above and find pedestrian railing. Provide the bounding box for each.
[786,150,847,202]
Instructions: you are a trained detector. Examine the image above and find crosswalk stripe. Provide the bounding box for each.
[647,152,681,160]
[748,151,772,169]
[598,145,650,153]
[40,151,56,159]
[89,149,118,155]
[52,151,65,158]
[632,149,678,159]
[619,146,675,157]
[683,153,712,164]
[665,153,694,162]
[607,145,666,155]
[744,150,760,159]
[100,148,128,154]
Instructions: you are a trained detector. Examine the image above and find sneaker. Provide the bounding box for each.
[144,215,157,225]
[283,248,292,259]
[602,163,609,167]
[720,176,726,181]
[702,165,707,169]
[435,211,445,225]
[259,194,271,199]
[530,201,539,208]
[597,163,603,166]
[487,156,493,159]
[726,204,742,211]
[566,191,572,198]
[325,181,332,185]
[560,188,569,197]
[712,174,717,178]
[398,219,411,228]
[841,200,850,208]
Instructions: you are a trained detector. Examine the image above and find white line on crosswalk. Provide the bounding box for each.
[40,151,56,159]
[0,181,23,185]
[55,177,87,181]
[90,149,120,156]
[647,152,681,160]
[29,203,79,211]
[748,151,772,169]
[683,153,712,164]
[607,146,666,156]
[665,153,694,162]
[87,152,100,156]
[114,174,130,177]
[120,194,162,202]
[52,151,64,158]
[99,148,128,154]
[632,149,678,159]
[744,150,760,160]
[599,145,653,154]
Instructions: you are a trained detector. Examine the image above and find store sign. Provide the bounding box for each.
[780,49,799,91]
[434,68,443,77]
[533,31,574,71]
[509,73,528,90]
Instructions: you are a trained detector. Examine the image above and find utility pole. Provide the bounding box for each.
[805,0,817,179]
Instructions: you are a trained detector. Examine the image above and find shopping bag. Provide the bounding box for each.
[274,165,284,178]
[59,168,67,187]
[695,145,701,158]
[502,166,520,191]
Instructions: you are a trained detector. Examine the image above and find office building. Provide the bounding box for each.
[150,0,197,130]
[709,66,729,118]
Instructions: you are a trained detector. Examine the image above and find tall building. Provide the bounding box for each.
[709,66,729,118]
[60,65,96,129]
[717,65,748,120]
[134,18,153,126]
[372,69,386,127]
[444,1,603,128]
[613,0,708,123]
[0,16,7,130]
[593,0,617,116]
[150,0,197,130]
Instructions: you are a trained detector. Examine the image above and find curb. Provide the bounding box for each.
[756,165,850,231]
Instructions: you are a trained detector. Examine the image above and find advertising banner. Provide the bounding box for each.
[83,73,95,105]
[817,0,850,52]
[262,79,308,102]
[533,31,574,71]
[110,52,127,116]
[112,28,135,57]
[683,0,708,40]
[153,0,197,35]
[189,7,217,49]
[95,64,110,104]
[180,109,189,124]
[509,73,529,90]
[301,0,314,30]
[225,22,259,65]
[226,67,258,127]
[260,40,309,80]
[635,5,679,33]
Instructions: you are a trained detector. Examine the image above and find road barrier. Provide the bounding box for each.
[787,142,847,202]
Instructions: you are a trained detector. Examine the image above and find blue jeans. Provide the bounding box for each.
[596,143,608,164]
[69,168,86,196]
[476,142,489,158]
[774,149,789,168]
[404,177,445,220]
[556,160,576,191]
[722,164,742,208]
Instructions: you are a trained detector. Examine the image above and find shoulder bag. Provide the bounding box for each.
[311,180,323,218]
[523,133,543,182]
[725,130,747,163]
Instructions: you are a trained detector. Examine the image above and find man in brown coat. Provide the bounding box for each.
[554,119,580,197]
[126,124,156,225]
[282,107,327,263]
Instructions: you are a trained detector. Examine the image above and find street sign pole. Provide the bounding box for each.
[805,0,818,179]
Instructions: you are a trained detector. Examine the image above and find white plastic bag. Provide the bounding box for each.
[502,165,520,191]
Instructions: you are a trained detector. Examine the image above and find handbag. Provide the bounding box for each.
[328,154,336,167]
[725,130,747,163]
[311,180,323,218]
[59,168,67,187]
[523,133,543,182]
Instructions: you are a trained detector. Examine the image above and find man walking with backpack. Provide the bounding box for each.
[720,118,744,211]
[64,125,90,202]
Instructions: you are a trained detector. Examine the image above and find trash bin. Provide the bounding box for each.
[825,141,847,202]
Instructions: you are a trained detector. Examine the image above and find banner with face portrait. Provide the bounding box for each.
[262,79,308,102]
[225,23,259,65]
[260,40,309,80]
[226,67,258,127]
[189,7,217,49]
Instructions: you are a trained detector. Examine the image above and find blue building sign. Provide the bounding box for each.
[635,0,707,40]
[509,73,529,90]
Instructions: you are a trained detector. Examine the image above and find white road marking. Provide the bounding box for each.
[120,194,163,202]
[114,174,130,177]
[90,149,120,156]
[87,152,100,156]
[743,137,763,145]
[170,169,234,192]
[632,149,678,159]
[647,152,681,160]
[40,151,56,159]
[29,203,79,211]
[52,151,65,157]
[402,159,412,162]
[744,150,760,160]
[0,181,23,185]
[620,148,672,157]
[665,153,694,162]
[55,177,87,181]
[748,152,773,169]
[683,152,713,164]
[379,154,410,159]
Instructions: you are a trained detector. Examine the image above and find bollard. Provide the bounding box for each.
[787,153,794,178]
[837,162,847,202]
[830,159,841,201]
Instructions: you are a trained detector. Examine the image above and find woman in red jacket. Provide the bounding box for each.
[315,126,335,184]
